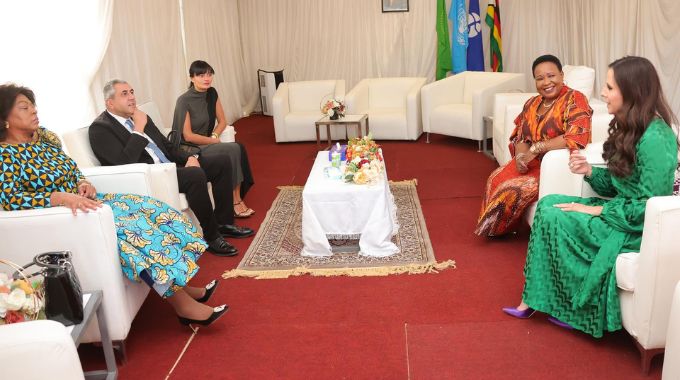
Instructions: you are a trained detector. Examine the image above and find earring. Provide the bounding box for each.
[4,122,8,129]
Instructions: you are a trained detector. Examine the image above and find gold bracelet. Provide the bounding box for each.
[211,132,219,139]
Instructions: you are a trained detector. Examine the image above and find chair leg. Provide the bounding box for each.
[632,338,664,375]
[113,339,128,364]
[426,132,430,143]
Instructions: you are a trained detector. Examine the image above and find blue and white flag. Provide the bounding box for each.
[466,0,485,71]
[449,0,468,73]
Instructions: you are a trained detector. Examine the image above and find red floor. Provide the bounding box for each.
[80,115,663,379]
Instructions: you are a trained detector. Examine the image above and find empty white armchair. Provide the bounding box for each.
[272,80,345,142]
[345,77,426,140]
[535,144,680,373]
[421,72,525,146]
[492,65,614,166]
[0,320,85,379]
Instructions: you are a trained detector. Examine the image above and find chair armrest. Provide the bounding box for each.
[82,163,155,196]
[537,143,606,199]
[492,92,536,165]
[0,205,143,342]
[345,79,370,115]
[663,281,680,378]
[0,320,84,379]
[633,196,680,348]
[405,78,427,139]
[219,125,236,143]
[272,82,290,142]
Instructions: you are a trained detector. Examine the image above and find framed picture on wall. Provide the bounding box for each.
[382,0,409,13]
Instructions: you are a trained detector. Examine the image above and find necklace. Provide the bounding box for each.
[542,99,556,108]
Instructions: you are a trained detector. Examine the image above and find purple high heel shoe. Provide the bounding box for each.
[548,316,574,330]
[502,306,536,319]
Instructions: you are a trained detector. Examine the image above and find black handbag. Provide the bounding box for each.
[19,251,84,326]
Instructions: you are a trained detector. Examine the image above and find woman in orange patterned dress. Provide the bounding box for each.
[475,55,593,236]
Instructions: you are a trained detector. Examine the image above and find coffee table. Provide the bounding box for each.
[301,151,399,257]
[315,114,369,149]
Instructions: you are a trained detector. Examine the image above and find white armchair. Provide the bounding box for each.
[492,65,614,166]
[0,320,85,379]
[0,163,165,348]
[663,281,680,379]
[272,80,346,142]
[421,72,526,146]
[535,145,680,373]
[345,77,426,140]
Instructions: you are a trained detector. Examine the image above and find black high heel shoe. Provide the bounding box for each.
[195,279,219,303]
[178,304,229,326]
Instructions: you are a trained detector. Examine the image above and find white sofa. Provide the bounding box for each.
[492,65,614,166]
[420,72,526,146]
[0,320,85,379]
[138,100,236,142]
[345,77,426,140]
[536,144,680,373]
[663,281,680,379]
[272,80,346,142]
[0,163,163,346]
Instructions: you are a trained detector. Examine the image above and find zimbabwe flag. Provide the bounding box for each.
[485,0,503,72]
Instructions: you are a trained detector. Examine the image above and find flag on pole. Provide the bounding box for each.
[449,0,468,73]
[435,0,453,80]
[485,0,503,72]
[466,0,485,71]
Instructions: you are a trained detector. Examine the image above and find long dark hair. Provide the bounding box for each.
[602,56,677,177]
[0,84,36,141]
[188,60,215,88]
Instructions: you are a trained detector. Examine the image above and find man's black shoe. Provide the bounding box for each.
[218,224,255,238]
[207,237,238,257]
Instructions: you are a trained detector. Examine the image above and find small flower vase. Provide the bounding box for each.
[329,112,339,120]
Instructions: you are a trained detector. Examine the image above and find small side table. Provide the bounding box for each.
[67,290,117,380]
[315,114,369,149]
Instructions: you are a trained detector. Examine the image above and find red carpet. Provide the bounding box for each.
[79,115,663,379]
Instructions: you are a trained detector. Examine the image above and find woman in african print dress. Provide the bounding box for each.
[475,55,592,236]
[503,56,678,337]
[0,84,226,326]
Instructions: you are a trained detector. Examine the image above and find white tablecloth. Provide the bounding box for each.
[301,152,399,257]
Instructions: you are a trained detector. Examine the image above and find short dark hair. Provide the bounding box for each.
[532,54,563,76]
[0,83,36,141]
[189,60,215,77]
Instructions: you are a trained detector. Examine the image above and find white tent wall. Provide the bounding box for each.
[3,1,678,133]
[89,0,187,130]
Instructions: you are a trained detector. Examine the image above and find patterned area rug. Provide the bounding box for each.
[222,180,455,279]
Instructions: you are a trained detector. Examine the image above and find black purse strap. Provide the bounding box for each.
[14,251,73,279]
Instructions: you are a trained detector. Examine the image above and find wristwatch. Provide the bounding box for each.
[191,153,200,159]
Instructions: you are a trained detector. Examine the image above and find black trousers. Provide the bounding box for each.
[176,153,234,241]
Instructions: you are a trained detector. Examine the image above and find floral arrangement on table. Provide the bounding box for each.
[343,135,384,184]
[320,97,346,120]
[0,272,44,325]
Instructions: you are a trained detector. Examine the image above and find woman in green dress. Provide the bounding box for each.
[502,56,678,337]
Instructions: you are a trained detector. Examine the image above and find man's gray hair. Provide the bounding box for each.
[103,79,128,100]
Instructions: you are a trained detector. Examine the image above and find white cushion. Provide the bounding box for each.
[429,104,472,136]
[563,65,595,100]
[368,79,415,109]
[366,109,408,140]
[289,81,338,112]
[616,251,640,291]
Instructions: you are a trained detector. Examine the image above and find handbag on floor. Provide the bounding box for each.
[19,251,83,326]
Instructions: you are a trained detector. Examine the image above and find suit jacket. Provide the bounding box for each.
[89,111,191,167]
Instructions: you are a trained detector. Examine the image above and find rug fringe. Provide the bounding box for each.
[222,259,455,280]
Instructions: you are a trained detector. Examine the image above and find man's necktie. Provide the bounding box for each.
[125,119,171,163]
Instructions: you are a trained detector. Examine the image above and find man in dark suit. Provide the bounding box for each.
[89,79,253,257]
